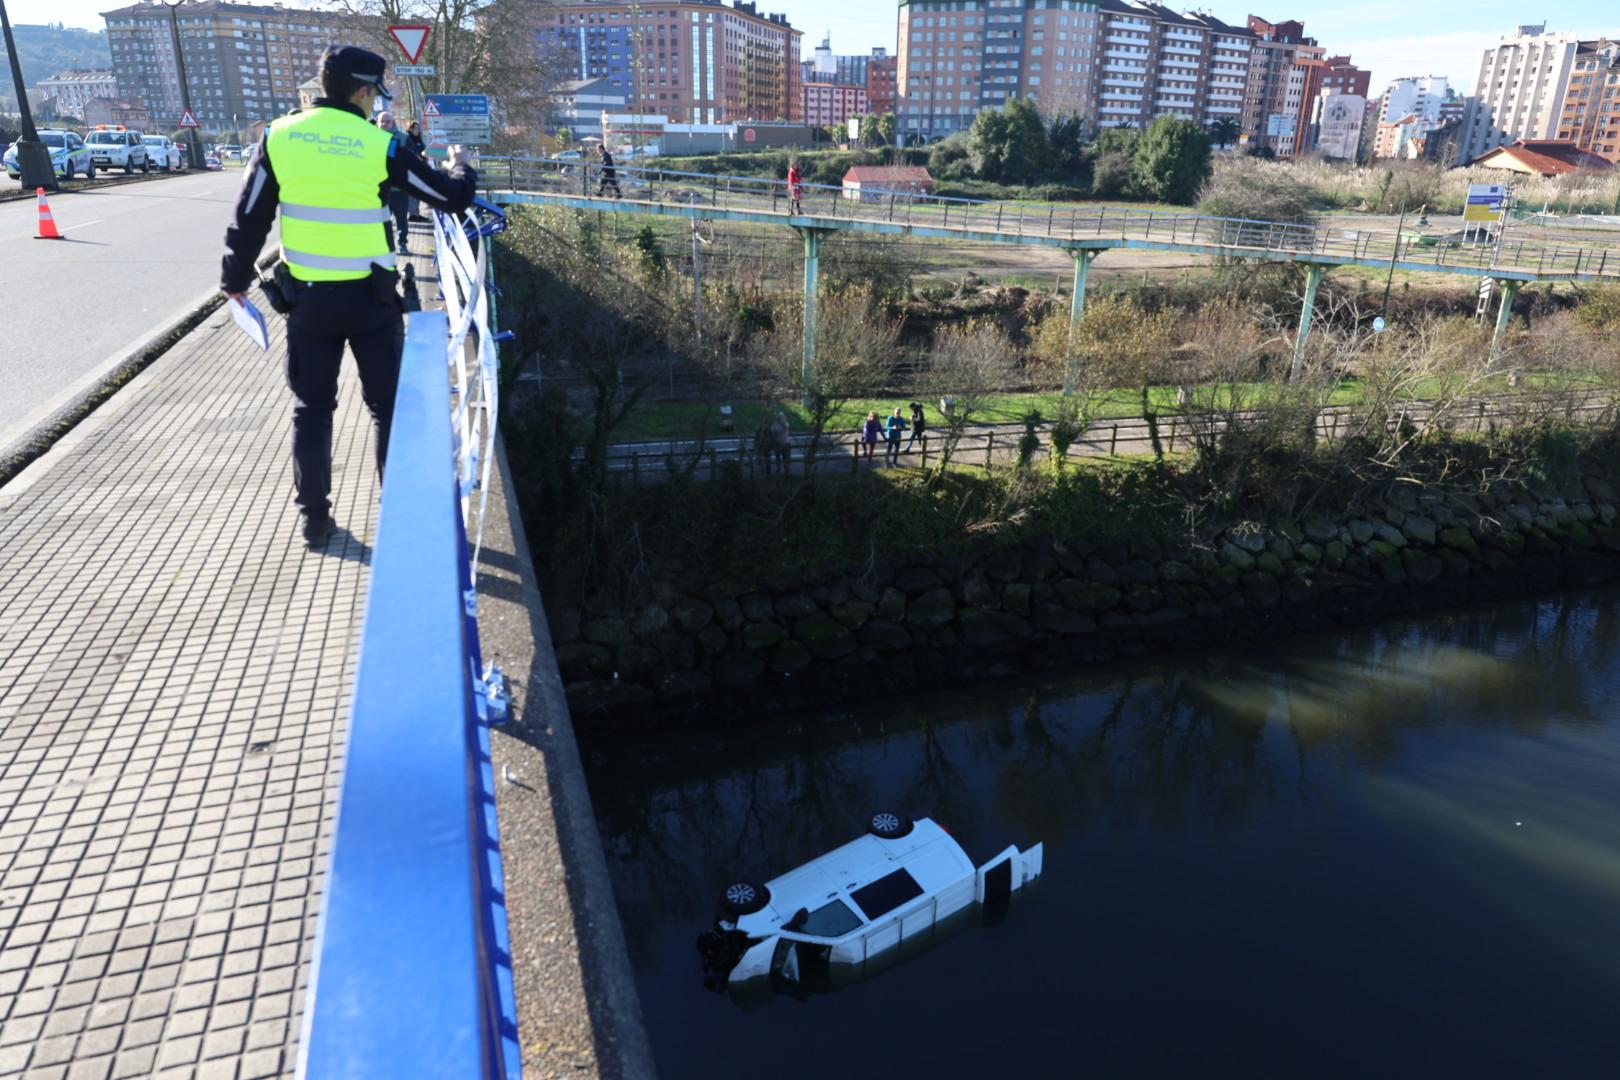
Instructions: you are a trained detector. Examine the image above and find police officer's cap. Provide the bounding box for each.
[322,45,393,101]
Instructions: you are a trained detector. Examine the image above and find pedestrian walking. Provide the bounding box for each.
[220,45,478,550]
[884,407,908,465]
[596,144,622,198]
[768,410,791,474]
[405,120,427,221]
[786,161,803,215]
[860,411,881,460]
[375,111,411,254]
[905,401,928,452]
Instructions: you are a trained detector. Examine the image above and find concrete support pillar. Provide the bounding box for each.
[1290,264,1327,383]
[799,227,824,405]
[1063,249,1095,396]
[1489,279,1521,370]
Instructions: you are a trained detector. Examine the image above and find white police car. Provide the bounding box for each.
[697,813,1043,991]
[85,127,150,173]
[3,129,95,180]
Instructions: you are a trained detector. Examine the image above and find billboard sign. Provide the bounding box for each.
[1314,93,1365,160]
[1463,183,1507,224]
[1266,112,1296,138]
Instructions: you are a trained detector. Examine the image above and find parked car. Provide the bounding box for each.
[204,156,222,171]
[3,128,95,180]
[141,135,179,171]
[696,813,1044,992]
[215,144,244,167]
[85,127,150,174]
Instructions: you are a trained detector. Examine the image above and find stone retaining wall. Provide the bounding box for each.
[552,464,1620,729]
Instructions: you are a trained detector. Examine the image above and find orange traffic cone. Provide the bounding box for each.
[35,188,62,241]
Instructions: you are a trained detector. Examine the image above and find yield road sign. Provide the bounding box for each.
[178,109,198,129]
[388,24,432,64]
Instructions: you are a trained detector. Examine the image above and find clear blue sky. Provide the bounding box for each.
[11,0,1617,99]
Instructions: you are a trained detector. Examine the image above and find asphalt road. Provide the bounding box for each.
[0,169,268,452]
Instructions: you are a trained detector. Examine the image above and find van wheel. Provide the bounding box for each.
[719,881,769,916]
[868,811,914,839]
[85,163,95,179]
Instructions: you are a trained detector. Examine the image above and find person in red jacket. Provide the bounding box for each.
[786,161,803,215]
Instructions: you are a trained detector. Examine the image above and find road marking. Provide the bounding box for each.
[59,218,105,233]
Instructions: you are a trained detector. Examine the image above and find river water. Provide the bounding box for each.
[581,587,1620,1078]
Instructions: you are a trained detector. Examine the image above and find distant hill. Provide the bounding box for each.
[0,24,112,112]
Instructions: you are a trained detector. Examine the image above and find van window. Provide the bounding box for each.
[798,899,863,938]
[41,133,66,147]
[850,869,924,920]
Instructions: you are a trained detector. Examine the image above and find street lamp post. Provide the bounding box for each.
[1,0,57,190]
[163,0,204,170]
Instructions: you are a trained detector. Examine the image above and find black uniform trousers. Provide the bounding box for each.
[284,279,404,517]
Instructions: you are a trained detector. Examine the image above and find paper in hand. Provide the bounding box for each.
[230,296,270,351]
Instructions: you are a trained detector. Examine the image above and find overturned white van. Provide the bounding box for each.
[697,813,1043,990]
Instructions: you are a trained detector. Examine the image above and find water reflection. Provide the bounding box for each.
[584,587,1620,1077]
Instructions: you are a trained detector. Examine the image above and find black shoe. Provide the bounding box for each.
[302,513,335,549]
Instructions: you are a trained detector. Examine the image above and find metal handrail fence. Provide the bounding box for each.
[586,389,1616,482]
[478,155,1620,282]
[299,201,519,1079]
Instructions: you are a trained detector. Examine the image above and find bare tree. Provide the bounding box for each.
[751,283,899,477]
[924,319,1019,472]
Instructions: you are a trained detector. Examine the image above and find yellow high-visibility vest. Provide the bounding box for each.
[266,106,394,282]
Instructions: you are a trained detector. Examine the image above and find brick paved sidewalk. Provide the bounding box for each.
[0,292,384,1078]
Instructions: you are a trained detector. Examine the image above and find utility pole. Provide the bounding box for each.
[164,1,204,170]
[1380,202,1408,317]
[1,0,57,190]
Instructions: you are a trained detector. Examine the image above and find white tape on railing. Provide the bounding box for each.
[428,206,503,585]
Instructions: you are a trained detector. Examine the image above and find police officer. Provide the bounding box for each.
[220,45,478,549]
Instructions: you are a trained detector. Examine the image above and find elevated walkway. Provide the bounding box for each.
[0,293,375,1076]
[0,236,647,1075]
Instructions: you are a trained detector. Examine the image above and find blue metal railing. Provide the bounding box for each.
[300,200,519,1078]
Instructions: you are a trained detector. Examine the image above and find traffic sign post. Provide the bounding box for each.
[388,24,433,128]
[388,24,431,64]
[423,94,491,157]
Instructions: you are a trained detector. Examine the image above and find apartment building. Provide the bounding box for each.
[1241,16,1324,157]
[102,1,353,130]
[802,81,868,128]
[898,0,1105,142]
[1462,24,1582,161]
[1554,38,1620,164]
[1090,2,1254,131]
[1319,54,1369,99]
[799,42,898,115]
[1376,75,1451,124]
[895,3,1361,152]
[535,1,802,124]
[35,70,118,119]
[868,52,899,114]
